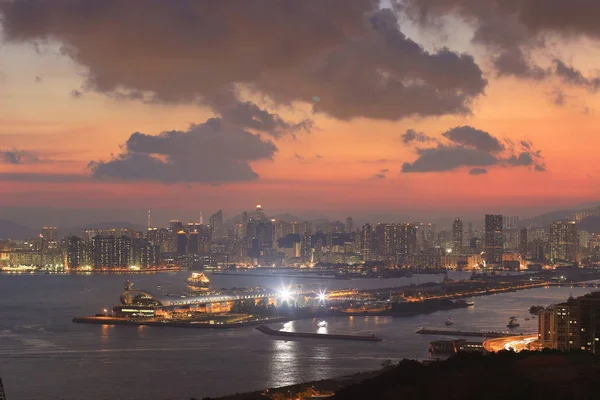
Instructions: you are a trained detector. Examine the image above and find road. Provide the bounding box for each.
[483,334,538,353]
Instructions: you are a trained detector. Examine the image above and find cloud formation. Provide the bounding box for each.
[89,118,277,183]
[0,1,486,122]
[401,125,545,173]
[397,0,600,82]
[0,149,40,164]
[401,129,435,144]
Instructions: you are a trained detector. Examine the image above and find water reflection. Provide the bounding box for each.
[268,339,299,388]
[317,326,328,335]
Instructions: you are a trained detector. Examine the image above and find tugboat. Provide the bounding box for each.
[187,272,211,291]
[507,317,520,329]
[445,317,454,326]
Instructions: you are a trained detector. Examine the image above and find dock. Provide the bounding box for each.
[416,329,524,338]
[255,325,382,342]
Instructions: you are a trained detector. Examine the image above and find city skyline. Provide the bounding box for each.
[1,1,600,220]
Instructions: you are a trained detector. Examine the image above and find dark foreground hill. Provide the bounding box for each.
[331,350,600,400]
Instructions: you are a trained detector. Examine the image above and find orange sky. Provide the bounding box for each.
[1,7,600,225]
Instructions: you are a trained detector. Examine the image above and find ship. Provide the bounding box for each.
[445,317,454,326]
[529,305,545,314]
[187,272,211,291]
[318,321,328,328]
[507,317,520,329]
[455,299,475,307]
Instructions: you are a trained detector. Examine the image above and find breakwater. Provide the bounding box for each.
[255,324,382,342]
[416,328,525,338]
[73,316,287,329]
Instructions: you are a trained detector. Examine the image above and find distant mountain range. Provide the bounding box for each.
[1,202,600,239]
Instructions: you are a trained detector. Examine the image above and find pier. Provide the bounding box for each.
[416,328,525,338]
[255,325,382,342]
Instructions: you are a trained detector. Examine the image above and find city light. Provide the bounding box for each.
[317,291,327,302]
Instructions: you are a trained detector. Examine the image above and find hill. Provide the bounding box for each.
[0,219,36,239]
[330,351,600,400]
[577,216,600,234]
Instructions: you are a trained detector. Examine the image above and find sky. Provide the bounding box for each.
[1,0,600,226]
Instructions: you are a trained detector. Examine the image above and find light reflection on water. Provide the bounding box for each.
[0,272,595,400]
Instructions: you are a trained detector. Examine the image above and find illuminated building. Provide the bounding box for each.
[361,224,372,261]
[452,218,463,254]
[92,235,131,269]
[176,231,187,254]
[539,292,600,354]
[484,214,503,265]
[41,226,58,251]
[503,216,519,229]
[254,205,266,221]
[549,221,578,263]
[187,229,199,254]
[579,230,590,249]
[64,235,84,269]
[132,238,161,269]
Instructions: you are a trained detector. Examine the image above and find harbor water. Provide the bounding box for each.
[0,271,592,400]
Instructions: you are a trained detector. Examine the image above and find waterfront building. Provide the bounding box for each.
[549,221,578,263]
[538,292,600,354]
[92,235,131,270]
[64,235,84,269]
[484,215,503,265]
[452,218,463,254]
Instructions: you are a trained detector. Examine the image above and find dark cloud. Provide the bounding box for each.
[214,99,313,138]
[402,145,498,173]
[0,1,486,122]
[374,169,390,179]
[441,125,505,153]
[397,0,600,81]
[402,125,546,173]
[469,168,488,175]
[553,59,600,92]
[493,48,548,80]
[0,149,40,164]
[401,129,434,144]
[89,118,277,184]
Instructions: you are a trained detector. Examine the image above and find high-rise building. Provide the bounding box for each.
[398,223,417,266]
[92,235,131,269]
[519,228,528,259]
[503,216,519,229]
[361,224,372,261]
[41,226,58,251]
[345,217,354,233]
[538,292,600,354]
[549,221,578,263]
[255,205,266,221]
[452,218,463,254]
[209,210,224,234]
[484,215,503,265]
[64,235,84,269]
[579,230,590,249]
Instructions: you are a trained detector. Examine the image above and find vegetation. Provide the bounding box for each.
[331,350,600,400]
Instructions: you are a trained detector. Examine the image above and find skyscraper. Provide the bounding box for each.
[549,221,578,263]
[64,235,84,269]
[519,227,528,259]
[209,210,224,233]
[452,218,463,254]
[361,224,372,261]
[345,217,354,233]
[484,215,503,265]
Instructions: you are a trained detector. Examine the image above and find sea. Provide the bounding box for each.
[0,270,594,400]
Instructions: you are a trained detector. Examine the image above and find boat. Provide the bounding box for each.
[507,317,520,329]
[524,317,530,321]
[157,284,162,290]
[187,272,211,291]
[445,317,454,326]
[318,321,328,328]
[455,299,475,307]
[529,305,545,314]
